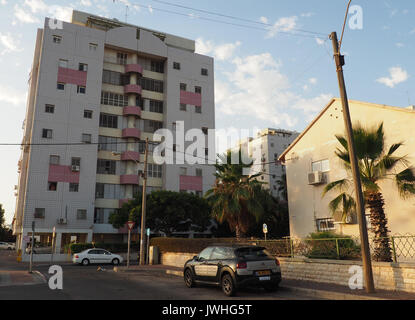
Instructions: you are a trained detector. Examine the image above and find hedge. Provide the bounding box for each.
[150,237,248,253]
[66,242,140,254]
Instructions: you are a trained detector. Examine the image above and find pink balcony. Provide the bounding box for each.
[179,175,203,192]
[57,67,87,86]
[122,128,141,139]
[123,106,141,117]
[48,165,80,183]
[121,151,140,162]
[180,90,202,106]
[124,84,142,95]
[125,64,143,75]
[120,175,139,185]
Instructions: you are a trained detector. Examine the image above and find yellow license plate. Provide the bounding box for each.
[256,270,271,276]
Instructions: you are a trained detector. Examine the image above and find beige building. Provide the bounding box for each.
[279,98,415,239]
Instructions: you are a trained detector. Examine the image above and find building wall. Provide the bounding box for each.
[284,99,415,238]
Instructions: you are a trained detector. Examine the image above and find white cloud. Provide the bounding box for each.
[376,67,409,88]
[148,5,153,14]
[80,0,92,7]
[301,12,314,18]
[1,0,7,5]
[0,84,27,106]
[24,0,47,13]
[315,37,325,46]
[214,52,332,128]
[14,4,40,24]
[396,42,404,48]
[196,38,241,61]
[264,16,298,38]
[14,1,73,25]
[309,77,318,85]
[0,32,22,55]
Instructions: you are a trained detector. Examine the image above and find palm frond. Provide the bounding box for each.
[322,179,350,197]
[396,167,415,198]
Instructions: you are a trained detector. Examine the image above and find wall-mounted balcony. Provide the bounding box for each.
[122,128,141,139]
[121,151,140,162]
[123,106,141,117]
[124,84,142,95]
[120,175,139,185]
[125,64,143,75]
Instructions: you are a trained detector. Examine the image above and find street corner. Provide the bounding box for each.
[0,270,46,287]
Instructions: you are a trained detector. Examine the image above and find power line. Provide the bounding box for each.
[151,0,327,36]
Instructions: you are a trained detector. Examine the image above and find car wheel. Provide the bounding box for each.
[82,258,90,266]
[263,284,279,292]
[184,269,195,288]
[7,247,12,250]
[221,274,236,297]
[112,258,120,265]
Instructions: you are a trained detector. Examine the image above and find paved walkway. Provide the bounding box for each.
[0,270,45,287]
[115,264,415,300]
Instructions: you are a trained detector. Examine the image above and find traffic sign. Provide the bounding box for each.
[127,221,135,231]
[263,223,268,234]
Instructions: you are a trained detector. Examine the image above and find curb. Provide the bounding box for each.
[32,270,47,284]
[279,285,387,300]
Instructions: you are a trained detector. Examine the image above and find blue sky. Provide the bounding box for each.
[0,0,414,223]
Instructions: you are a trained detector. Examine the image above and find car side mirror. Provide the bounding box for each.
[193,256,199,261]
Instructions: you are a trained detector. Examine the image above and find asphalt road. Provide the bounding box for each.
[0,251,319,300]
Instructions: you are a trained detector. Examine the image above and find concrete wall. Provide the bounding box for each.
[159,251,415,293]
[283,99,415,238]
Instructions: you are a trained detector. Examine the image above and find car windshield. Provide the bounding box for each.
[235,247,273,260]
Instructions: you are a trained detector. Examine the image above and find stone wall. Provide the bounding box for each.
[159,252,415,293]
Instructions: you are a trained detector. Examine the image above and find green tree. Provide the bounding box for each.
[323,123,415,261]
[109,190,212,236]
[205,150,275,240]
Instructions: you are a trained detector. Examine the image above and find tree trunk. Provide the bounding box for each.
[235,224,241,241]
[367,192,392,262]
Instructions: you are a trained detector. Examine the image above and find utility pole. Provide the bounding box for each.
[330,31,375,293]
[139,138,149,265]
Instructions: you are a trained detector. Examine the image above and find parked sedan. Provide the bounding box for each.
[72,248,123,266]
[0,242,15,250]
[184,245,281,296]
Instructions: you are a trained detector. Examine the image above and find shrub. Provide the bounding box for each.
[150,237,244,253]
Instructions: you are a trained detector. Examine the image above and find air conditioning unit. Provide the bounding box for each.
[308,171,323,185]
[71,165,80,172]
[57,218,67,225]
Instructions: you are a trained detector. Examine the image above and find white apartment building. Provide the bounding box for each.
[233,129,298,199]
[13,10,215,254]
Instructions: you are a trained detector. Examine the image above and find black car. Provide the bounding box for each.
[183,245,281,296]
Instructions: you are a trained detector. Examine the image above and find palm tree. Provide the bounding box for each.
[205,150,271,240]
[323,122,415,262]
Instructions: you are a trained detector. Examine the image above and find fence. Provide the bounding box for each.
[253,235,415,263]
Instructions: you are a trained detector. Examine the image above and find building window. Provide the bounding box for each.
[151,60,164,73]
[77,86,86,94]
[102,70,129,86]
[173,144,177,152]
[101,91,128,107]
[201,68,208,76]
[180,167,187,176]
[95,183,120,199]
[180,83,187,91]
[312,159,330,172]
[195,86,202,94]
[82,134,92,144]
[45,104,55,113]
[57,83,65,90]
[48,182,57,191]
[316,218,335,232]
[89,43,97,51]
[144,120,163,133]
[148,164,162,178]
[149,100,163,113]
[84,110,93,119]
[49,155,60,165]
[97,159,116,175]
[34,208,45,219]
[117,52,128,65]
[77,209,87,220]
[180,104,187,111]
[195,106,202,114]
[71,157,81,167]
[59,59,68,68]
[94,208,105,224]
[98,136,119,152]
[99,113,118,128]
[202,127,208,135]
[205,148,209,156]
[53,35,62,44]
[42,129,53,139]
[139,77,164,93]
[196,168,203,177]
[69,183,79,192]
[173,62,181,70]
[79,63,88,72]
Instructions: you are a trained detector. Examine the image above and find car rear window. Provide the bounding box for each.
[235,247,273,260]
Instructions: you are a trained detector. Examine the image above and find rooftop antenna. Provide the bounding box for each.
[125,5,129,23]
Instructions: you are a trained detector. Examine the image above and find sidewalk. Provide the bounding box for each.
[113,264,415,300]
[0,270,46,287]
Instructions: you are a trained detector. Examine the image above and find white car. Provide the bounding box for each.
[0,242,15,250]
[72,248,123,266]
